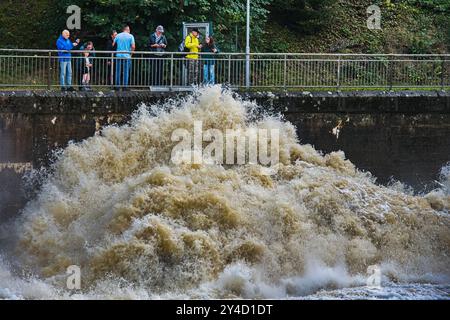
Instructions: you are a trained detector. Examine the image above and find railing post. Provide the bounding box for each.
[441,59,445,90]
[388,56,393,90]
[228,54,231,85]
[245,0,251,89]
[283,54,287,90]
[170,53,174,90]
[47,51,52,90]
[336,55,341,90]
[245,53,250,89]
[110,52,114,90]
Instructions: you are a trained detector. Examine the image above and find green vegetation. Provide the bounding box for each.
[0,0,59,49]
[264,0,449,53]
[0,0,448,53]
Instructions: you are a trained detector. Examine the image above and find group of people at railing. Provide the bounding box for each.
[56,25,219,91]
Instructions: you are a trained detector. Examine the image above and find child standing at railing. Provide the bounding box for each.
[81,42,94,91]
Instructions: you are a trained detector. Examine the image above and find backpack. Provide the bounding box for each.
[178,35,193,56]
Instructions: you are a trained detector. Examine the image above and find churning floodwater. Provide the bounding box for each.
[0,86,449,300]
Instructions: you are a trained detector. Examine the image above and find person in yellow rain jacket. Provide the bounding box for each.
[185,28,202,85]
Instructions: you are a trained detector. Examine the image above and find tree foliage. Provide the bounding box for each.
[52,0,271,51]
[0,0,61,48]
[268,0,337,34]
[0,0,448,53]
[405,0,450,11]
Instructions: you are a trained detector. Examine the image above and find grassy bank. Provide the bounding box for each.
[262,0,449,54]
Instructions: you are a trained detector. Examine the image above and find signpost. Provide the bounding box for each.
[245,0,250,88]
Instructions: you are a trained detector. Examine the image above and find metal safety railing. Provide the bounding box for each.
[0,49,449,90]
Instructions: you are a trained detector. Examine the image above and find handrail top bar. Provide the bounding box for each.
[0,48,449,57]
[1,55,448,63]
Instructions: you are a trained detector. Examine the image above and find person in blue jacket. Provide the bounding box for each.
[56,30,80,91]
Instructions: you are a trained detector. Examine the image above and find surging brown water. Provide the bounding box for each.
[3,86,449,299]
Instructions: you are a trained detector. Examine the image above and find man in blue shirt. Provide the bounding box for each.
[113,25,136,91]
[56,30,80,91]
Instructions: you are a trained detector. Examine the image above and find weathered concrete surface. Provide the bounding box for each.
[1,90,449,221]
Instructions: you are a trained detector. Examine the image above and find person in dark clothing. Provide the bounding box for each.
[80,42,94,91]
[73,41,95,90]
[73,42,85,90]
[106,30,117,86]
[148,25,168,86]
[201,36,219,85]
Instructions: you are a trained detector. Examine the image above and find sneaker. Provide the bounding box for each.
[67,87,76,92]
[61,87,67,92]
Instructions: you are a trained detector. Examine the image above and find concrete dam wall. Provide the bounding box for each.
[1,90,449,221]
